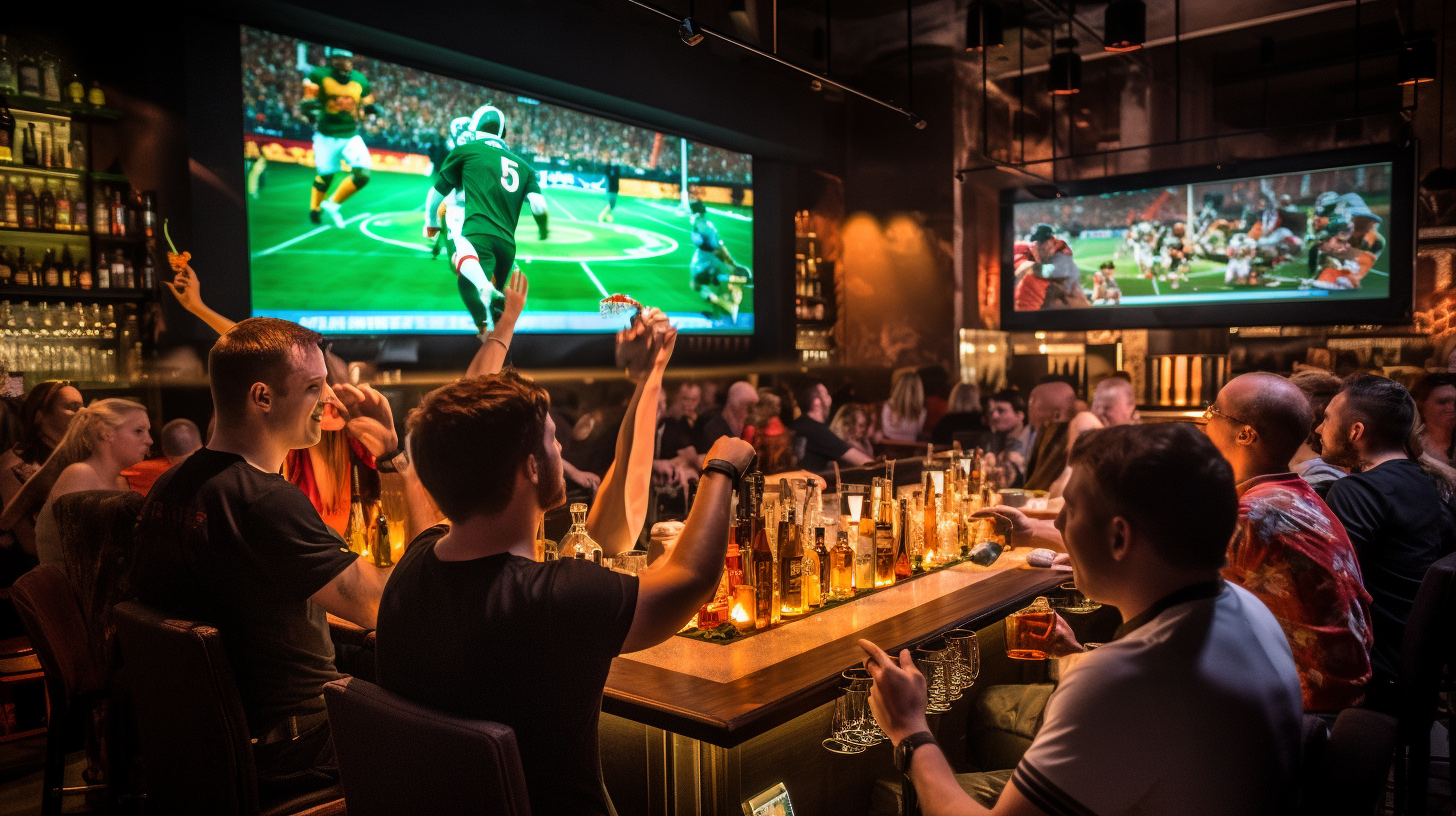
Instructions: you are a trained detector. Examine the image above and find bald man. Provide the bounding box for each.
[1203,373,1373,712]
[1022,381,1080,491]
[698,381,759,451]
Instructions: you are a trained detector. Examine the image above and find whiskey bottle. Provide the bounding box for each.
[371,507,393,568]
[345,466,368,556]
[21,123,36,166]
[18,178,36,228]
[559,502,603,564]
[814,526,830,603]
[777,480,804,617]
[95,251,109,289]
[72,185,86,232]
[0,37,16,95]
[93,189,109,234]
[38,181,55,230]
[874,516,895,588]
[110,252,125,290]
[922,471,939,556]
[0,99,12,164]
[749,476,773,627]
[41,249,58,288]
[829,530,855,600]
[895,498,913,579]
[802,527,821,609]
[55,184,71,231]
[2,176,16,227]
[76,258,91,289]
[16,52,39,98]
[38,54,60,103]
[0,247,11,286]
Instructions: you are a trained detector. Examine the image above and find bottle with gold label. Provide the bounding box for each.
[829,530,855,600]
[750,477,774,627]
[895,498,913,579]
[345,466,367,556]
[777,480,805,616]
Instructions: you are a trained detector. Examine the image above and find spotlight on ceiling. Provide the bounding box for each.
[678,17,705,47]
[965,1,1004,52]
[1050,39,1081,95]
[1103,0,1145,52]
[1397,35,1436,86]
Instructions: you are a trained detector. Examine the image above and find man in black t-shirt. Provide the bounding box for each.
[377,368,755,816]
[791,379,873,474]
[1319,375,1456,710]
[132,318,410,797]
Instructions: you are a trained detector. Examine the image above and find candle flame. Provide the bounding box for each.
[730,602,751,624]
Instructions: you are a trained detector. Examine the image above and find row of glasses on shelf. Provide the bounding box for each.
[824,628,980,754]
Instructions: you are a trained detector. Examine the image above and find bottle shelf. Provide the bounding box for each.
[0,225,89,239]
[0,286,150,300]
[0,164,85,180]
[90,172,128,184]
[4,94,123,122]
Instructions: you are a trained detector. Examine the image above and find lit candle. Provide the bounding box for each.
[732,585,757,631]
[925,549,936,566]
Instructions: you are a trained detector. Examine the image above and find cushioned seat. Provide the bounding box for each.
[324,676,531,816]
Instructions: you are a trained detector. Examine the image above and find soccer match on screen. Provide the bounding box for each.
[240,26,755,335]
[1010,163,1392,312]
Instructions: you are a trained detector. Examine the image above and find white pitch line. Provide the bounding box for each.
[254,212,372,257]
[579,262,609,298]
[547,193,583,222]
[632,210,693,235]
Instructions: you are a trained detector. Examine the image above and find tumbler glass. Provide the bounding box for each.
[912,649,953,713]
[944,629,981,691]
[612,551,648,576]
[823,695,868,754]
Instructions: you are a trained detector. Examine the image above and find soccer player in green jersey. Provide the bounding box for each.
[298,46,380,228]
[423,105,549,331]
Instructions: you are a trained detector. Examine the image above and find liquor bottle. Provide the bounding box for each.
[16,53,39,97]
[802,525,821,609]
[142,253,155,290]
[2,177,15,227]
[39,54,60,102]
[0,247,11,286]
[87,81,105,107]
[110,252,125,290]
[141,191,157,238]
[1005,596,1056,660]
[0,37,16,95]
[559,502,602,564]
[93,189,108,234]
[42,249,58,287]
[536,516,557,562]
[749,476,774,627]
[72,186,86,233]
[814,526,830,603]
[922,471,939,557]
[38,181,55,230]
[76,258,91,289]
[38,125,49,168]
[111,190,125,236]
[18,178,36,228]
[345,466,368,556]
[727,481,752,593]
[13,247,27,286]
[777,480,805,617]
[95,250,109,288]
[874,510,895,588]
[21,123,37,166]
[49,125,63,169]
[122,255,135,289]
[895,498,913,579]
[55,184,70,231]
[372,507,393,567]
[855,480,878,592]
[65,73,83,104]
[68,137,85,171]
[829,530,855,600]
[0,98,12,164]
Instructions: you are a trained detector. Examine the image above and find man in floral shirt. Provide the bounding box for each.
[1203,373,1374,711]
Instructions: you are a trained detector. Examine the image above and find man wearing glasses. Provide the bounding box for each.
[1201,373,1373,712]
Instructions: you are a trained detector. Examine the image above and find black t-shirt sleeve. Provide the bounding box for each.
[547,559,639,657]
[243,483,359,600]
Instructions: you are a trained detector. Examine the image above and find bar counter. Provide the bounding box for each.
[600,554,1072,816]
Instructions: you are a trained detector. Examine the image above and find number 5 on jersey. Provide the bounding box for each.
[501,158,520,192]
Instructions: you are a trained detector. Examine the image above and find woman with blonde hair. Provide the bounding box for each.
[880,370,927,442]
[0,398,152,565]
[829,403,875,459]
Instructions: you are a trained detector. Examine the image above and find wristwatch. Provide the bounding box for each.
[375,447,409,474]
[701,458,744,487]
[893,731,938,774]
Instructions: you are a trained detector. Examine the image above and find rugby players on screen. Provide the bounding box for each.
[424,105,550,332]
[1013,223,1088,310]
[1091,261,1122,305]
[1223,233,1260,286]
[298,46,380,228]
[1303,220,1383,291]
[687,200,749,323]
[1154,222,1192,289]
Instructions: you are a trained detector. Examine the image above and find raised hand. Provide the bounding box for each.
[500,270,529,328]
[164,265,203,313]
[332,382,399,458]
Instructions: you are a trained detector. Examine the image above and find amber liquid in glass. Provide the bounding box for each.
[778,512,805,617]
[829,531,855,600]
[874,522,895,587]
[1006,610,1056,660]
[752,526,774,627]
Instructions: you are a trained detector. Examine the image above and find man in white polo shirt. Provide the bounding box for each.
[861,423,1303,816]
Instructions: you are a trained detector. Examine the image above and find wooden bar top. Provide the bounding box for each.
[602,566,1067,747]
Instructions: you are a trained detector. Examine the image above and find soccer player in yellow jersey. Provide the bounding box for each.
[299,47,379,228]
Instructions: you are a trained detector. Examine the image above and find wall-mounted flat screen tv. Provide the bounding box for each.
[1000,143,1413,331]
[241,26,754,336]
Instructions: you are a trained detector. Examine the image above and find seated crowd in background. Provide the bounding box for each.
[0,260,1453,815]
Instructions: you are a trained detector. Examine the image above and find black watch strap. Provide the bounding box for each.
[894,731,938,774]
[375,447,407,473]
[702,458,743,486]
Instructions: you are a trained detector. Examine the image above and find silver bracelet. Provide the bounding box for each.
[485,336,509,351]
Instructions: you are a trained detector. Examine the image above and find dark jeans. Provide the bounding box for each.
[254,717,339,803]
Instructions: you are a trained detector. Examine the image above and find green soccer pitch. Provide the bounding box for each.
[247,162,754,325]
[1056,233,1390,304]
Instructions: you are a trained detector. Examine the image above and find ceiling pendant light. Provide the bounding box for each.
[1397,34,1437,86]
[966,1,1004,52]
[1103,0,1145,52]
[1050,38,1081,94]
